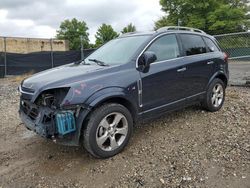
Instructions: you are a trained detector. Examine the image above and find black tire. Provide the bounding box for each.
[202,78,226,112]
[83,103,133,158]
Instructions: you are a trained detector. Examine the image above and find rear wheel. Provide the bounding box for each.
[202,78,225,112]
[83,103,133,158]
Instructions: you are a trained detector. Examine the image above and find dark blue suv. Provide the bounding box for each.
[19,26,229,158]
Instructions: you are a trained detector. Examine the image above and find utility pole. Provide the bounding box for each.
[178,19,182,27]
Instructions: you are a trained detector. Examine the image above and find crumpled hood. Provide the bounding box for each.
[22,63,107,91]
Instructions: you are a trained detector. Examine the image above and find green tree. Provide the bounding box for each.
[155,0,250,34]
[95,24,119,47]
[88,43,96,49]
[121,23,136,34]
[155,16,174,30]
[56,18,89,50]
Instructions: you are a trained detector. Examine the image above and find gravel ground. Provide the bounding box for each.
[229,61,250,86]
[0,78,249,188]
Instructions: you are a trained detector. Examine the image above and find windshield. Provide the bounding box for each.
[85,35,150,65]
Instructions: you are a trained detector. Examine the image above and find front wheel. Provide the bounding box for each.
[83,103,133,158]
[202,78,226,112]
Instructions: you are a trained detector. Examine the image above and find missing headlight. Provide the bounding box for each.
[36,88,70,108]
[42,94,55,107]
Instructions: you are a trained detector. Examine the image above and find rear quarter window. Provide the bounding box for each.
[203,37,220,52]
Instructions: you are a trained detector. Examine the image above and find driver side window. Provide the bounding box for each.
[146,34,180,62]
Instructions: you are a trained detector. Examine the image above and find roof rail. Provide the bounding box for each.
[157,26,206,34]
[120,31,138,37]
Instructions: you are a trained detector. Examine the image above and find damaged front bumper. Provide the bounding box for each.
[19,99,90,146]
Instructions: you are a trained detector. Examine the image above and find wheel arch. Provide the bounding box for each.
[89,95,138,123]
[215,74,228,87]
[208,71,228,89]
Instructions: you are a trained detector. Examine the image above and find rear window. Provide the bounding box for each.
[180,34,207,56]
[203,37,220,52]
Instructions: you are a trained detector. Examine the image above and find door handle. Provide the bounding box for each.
[207,61,215,65]
[177,67,187,72]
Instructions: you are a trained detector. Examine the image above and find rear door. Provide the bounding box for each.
[178,34,215,97]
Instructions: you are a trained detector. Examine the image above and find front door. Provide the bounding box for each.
[139,34,187,113]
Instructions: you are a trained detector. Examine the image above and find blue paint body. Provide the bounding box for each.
[18,30,229,146]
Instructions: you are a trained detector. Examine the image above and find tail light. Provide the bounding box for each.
[223,52,229,62]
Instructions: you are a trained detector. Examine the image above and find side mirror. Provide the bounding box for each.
[138,51,157,72]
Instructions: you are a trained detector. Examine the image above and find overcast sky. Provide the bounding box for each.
[0,0,164,43]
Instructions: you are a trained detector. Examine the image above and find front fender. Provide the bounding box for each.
[73,87,138,146]
[84,87,137,108]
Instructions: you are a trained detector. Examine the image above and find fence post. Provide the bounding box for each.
[4,37,7,77]
[80,35,84,61]
[50,38,54,68]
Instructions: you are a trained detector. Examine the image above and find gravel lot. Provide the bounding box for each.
[0,78,249,188]
[229,61,250,86]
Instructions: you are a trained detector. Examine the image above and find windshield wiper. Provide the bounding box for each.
[74,59,90,65]
[88,59,108,66]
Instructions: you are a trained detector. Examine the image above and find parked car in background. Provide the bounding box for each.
[19,26,229,158]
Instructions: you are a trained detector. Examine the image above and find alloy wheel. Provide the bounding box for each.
[96,112,128,151]
[211,83,224,108]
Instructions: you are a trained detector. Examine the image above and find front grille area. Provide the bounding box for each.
[21,100,39,120]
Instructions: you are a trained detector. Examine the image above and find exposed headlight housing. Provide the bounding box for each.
[35,87,70,108]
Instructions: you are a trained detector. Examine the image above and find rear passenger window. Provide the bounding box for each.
[146,34,180,62]
[180,34,207,56]
[203,37,220,52]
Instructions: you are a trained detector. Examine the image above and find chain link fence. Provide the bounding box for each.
[0,36,95,78]
[215,32,250,85]
[214,32,250,62]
